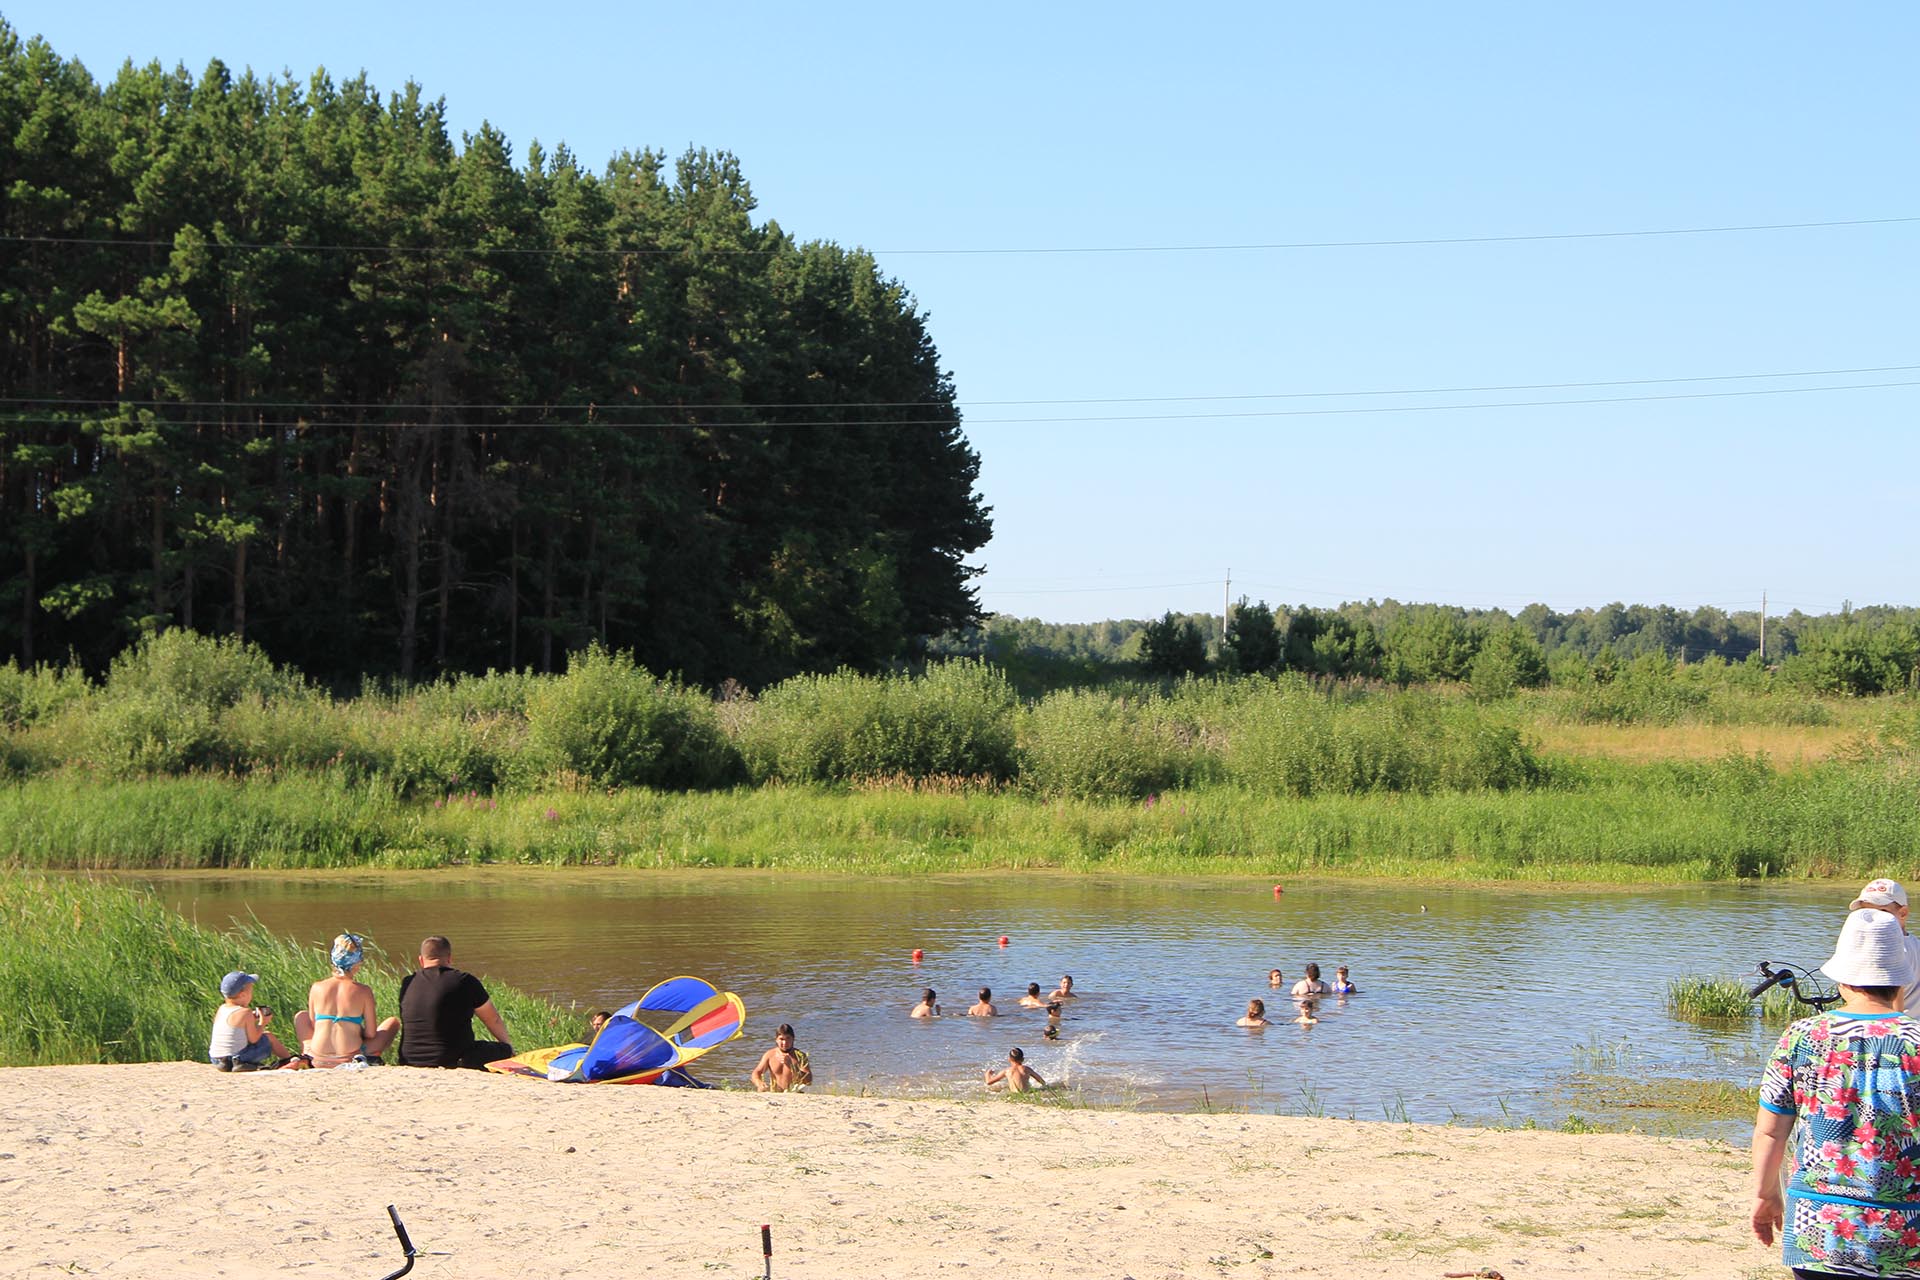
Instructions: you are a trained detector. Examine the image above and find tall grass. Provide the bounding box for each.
[4,754,1917,878]
[0,875,581,1066]
[1666,976,1804,1024]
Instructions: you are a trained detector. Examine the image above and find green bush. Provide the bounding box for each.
[526,644,739,788]
[0,659,89,728]
[1017,688,1191,798]
[1221,684,1541,796]
[737,660,1019,784]
[77,630,306,776]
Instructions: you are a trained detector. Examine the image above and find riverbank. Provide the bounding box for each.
[0,1061,1760,1279]
[4,758,1917,879]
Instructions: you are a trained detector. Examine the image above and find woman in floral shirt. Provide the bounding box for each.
[1754,908,1920,1278]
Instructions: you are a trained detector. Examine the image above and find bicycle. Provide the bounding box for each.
[1746,959,1841,1011]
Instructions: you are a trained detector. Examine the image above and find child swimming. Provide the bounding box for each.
[968,987,998,1017]
[1332,966,1357,995]
[984,1046,1046,1093]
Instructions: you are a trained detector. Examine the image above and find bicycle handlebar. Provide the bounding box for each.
[378,1205,419,1280]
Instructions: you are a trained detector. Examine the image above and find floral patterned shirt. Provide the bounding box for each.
[1761,1010,1920,1277]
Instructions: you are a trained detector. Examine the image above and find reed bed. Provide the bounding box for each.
[1665,976,1804,1024]
[4,757,1917,880]
[0,874,582,1066]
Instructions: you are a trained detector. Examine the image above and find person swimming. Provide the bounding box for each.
[1018,982,1046,1008]
[910,988,941,1018]
[968,987,997,1017]
[1237,998,1270,1028]
[1048,975,1077,1000]
[1268,968,1284,988]
[1332,966,1357,995]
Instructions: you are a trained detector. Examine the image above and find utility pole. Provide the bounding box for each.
[1221,568,1231,658]
[1759,590,1767,663]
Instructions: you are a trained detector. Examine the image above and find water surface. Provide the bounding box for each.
[131,869,1843,1133]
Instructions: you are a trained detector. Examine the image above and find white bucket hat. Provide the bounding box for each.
[1823,908,1920,989]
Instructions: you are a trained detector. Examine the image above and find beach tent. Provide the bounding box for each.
[486,976,745,1086]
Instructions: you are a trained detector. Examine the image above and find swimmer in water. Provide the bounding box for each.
[968,987,998,1017]
[1048,975,1077,1001]
[1237,998,1271,1028]
[984,1046,1045,1093]
[1291,963,1330,1000]
[910,988,941,1018]
[1018,982,1046,1008]
[1294,1000,1319,1028]
[1268,968,1284,988]
[1332,966,1357,995]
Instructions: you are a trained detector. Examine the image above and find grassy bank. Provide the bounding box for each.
[3,753,1917,880]
[0,875,582,1066]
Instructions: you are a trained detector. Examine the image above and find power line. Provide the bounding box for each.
[2,213,1914,258]
[6,376,1913,430]
[6,361,1915,414]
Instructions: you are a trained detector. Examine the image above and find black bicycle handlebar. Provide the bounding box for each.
[378,1205,419,1280]
[1750,961,1840,1010]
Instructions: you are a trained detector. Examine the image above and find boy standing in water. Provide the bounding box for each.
[910,989,941,1018]
[750,1023,812,1093]
[1018,982,1046,1008]
[984,1046,1045,1093]
[969,987,998,1016]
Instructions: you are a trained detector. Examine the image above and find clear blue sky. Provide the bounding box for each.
[12,2,1915,622]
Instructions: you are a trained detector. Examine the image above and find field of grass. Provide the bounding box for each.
[0,874,584,1067]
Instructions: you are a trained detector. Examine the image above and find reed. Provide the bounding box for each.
[1666,976,1804,1024]
[0,874,581,1066]
[6,753,1917,880]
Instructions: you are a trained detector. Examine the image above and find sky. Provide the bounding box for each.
[10,3,1916,623]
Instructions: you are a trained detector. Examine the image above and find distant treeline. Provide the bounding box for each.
[0,23,988,687]
[940,601,1920,697]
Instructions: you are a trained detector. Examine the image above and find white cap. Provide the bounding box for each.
[1823,908,1920,989]
[1851,878,1910,911]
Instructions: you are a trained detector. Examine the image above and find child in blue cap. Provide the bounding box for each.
[208,971,294,1070]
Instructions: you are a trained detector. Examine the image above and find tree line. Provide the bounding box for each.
[944,600,1920,697]
[0,24,989,687]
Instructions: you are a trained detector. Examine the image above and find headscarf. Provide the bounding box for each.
[329,932,365,976]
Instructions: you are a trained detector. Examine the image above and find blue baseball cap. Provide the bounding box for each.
[220,971,259,998]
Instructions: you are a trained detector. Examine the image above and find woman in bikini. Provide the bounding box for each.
[288,933,400,1067]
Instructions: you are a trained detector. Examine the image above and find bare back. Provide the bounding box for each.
[306,974,377,1063]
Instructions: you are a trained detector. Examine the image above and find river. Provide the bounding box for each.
[128,868,1841,1134]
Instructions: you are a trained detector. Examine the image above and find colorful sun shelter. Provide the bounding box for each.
[486,976,745,1086]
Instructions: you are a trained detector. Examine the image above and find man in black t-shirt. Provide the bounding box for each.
[397,935,513,1069]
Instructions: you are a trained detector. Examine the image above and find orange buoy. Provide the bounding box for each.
[1273,884,1284,896]
[911,948,924,962]
[998,935,1009,947]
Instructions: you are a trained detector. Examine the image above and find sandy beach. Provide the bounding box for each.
[0,1062,1764,1279]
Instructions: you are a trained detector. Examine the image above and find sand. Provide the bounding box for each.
[0,1062,1767,1279]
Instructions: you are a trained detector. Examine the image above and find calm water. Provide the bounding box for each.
[130,869,1844,1132]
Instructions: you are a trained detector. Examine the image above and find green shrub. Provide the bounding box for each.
[1017,689,1191,798]
[0,659,90,728]
[737,660,1018,784]
[1221,684,1541,797]
[526,644,739,788]
[78,630,305,775]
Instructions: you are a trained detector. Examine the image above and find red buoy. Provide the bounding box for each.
[1273,884,1284,896]
[911,948,924,962]
[998,935,1009,947]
